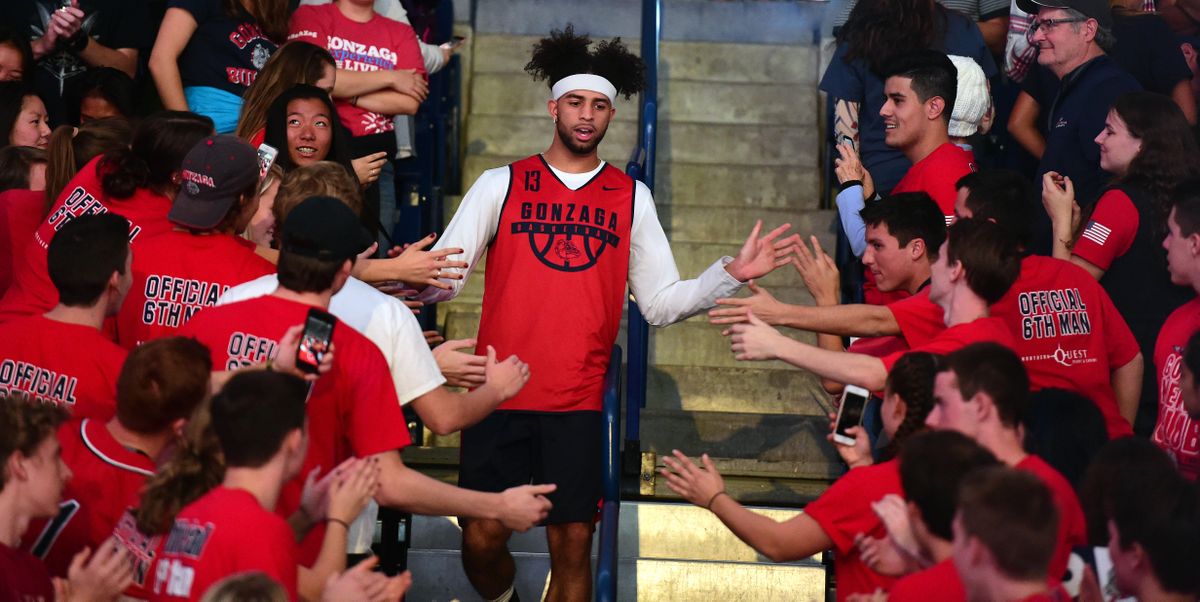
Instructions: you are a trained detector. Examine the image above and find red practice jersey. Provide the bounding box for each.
[147,486,297,602]
[1152,297,1200,480]
[476,155,634,412]
[803,459,902,600]
[0,316,125,420]
[23,418,154,578]
[117,231,274,348]
[0,156,172,323]
[178,295,410,562]
[888,256,1140,437]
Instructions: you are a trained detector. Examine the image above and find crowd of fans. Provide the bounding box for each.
[0,0,1199,600]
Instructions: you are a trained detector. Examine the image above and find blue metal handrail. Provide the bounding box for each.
[595,345,623,602]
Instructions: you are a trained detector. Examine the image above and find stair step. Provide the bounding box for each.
[472,35,820,84]
[460,155,823,210]
[471,72,817,126]
[465,115,818,167]
[443,307,818,369]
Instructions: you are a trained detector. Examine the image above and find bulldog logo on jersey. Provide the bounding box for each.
[513,200,621,272]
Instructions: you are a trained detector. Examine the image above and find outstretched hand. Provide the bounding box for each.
[660,450,726,510]
[709,280,786,326]
[725,220,801,282]
[726,310,785,361]
[431,338,487,388]
[792,235,840,305]
[497,483,557,531]
[378,233,468,290]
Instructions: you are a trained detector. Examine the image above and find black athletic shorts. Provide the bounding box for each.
[458,410,602,525]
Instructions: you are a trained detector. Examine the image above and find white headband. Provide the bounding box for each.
[550,74,617,102]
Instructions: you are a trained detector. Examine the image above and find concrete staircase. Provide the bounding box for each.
[405,502,826,601]
[404,26,843,600]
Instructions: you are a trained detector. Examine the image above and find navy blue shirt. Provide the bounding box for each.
[819,9,996,195]
[169,0,278,97]
[1109,11,1193,95]
[1031,55,1141,255]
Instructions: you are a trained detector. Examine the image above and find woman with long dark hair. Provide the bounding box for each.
[820,0,996,195]
[235,41,337,145]
[149,0,289,133]
[0,111,212,322]
[1043,91,1200,434]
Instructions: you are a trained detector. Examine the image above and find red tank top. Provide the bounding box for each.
[477,155,634,412]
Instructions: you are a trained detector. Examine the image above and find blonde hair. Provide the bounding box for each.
[272,161,362,244]
[199,572,288,602]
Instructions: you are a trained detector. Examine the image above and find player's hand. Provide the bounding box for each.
[64,537,134,602]
[496,484,556,531]
[391,69,429,102]
[328,456,381,524]
[1041,171,1078,233]
[275,323,334,381]
[727,310,785,361]
[352,152,389,186]
[793,235,840,306]
[725,220,801,282]
[322,556,413,602]
[381,233,467,289]
[481,345,530,400]
[431,338,487,388]
[660,450,726,510]
[828,425,873,468]
[854,532,916,577]
[709,280,786,326]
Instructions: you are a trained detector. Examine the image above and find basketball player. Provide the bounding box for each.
[418,26,800,602]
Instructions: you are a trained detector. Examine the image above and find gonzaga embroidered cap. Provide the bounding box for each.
[169,135,259,230]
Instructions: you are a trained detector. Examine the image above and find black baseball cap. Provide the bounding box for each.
[169,135,259,230]
[1016,0,1112,29]
[280,196,373,261]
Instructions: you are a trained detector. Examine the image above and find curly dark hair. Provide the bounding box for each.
[837,0,948,76]
[1110,92,1200,238]
[524,24,646,99]
[878,351,941,462]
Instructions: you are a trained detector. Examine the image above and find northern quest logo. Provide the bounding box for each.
[513,171,623,273]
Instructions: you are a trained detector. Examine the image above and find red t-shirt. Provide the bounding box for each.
[288,4,426,137]
[0,157,173,324]
[888,257,1140,438]
[147,486,297,602]
[891,142,976,220]
[1152,297,1200,480]
[1016,455,1087,582]
[0,543,53,602]
[0,316,125,420]
[178,295,411,562]
[0,189,47,296]
[888,558,964,602]
[113,509,165,600]
[117,231,274,348]
[880,316,1016,372]
[22,418,154,578]
[1071,189,1137,271]
[803,459,902,600]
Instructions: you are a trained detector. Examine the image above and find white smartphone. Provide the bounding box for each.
[256,143,279,181]
[832,385,870,446]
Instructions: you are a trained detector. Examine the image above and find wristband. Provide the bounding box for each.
[327,517,351,530]
[838,179,863,193]
[704,490,728,510]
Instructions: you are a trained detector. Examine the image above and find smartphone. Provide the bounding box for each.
[296,308,336,374]
[838,134,856,152]
[832,385,870,446]
[1067,546,1128,600]
[256,143,279,182]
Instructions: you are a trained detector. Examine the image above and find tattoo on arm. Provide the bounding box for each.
[834,99,860,143]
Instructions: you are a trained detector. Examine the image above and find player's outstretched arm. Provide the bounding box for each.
[724,220,802,282]
[661,450,831,563]
[372,451,556,531]
[726,311,888,391]
[410,345,531,435]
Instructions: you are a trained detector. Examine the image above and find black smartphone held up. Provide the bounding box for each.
[833,385,870,446]
[296,308,336,375]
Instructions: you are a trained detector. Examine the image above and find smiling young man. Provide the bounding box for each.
[1017,0,1141,253]
[417,26,799,602]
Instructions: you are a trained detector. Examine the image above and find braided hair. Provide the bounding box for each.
[524,24,647,100]
[878,351,941,462]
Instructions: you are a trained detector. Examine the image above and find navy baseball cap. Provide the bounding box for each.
[169,135,259,230]
[280,196,373,261]
[1016,0,1112,29]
